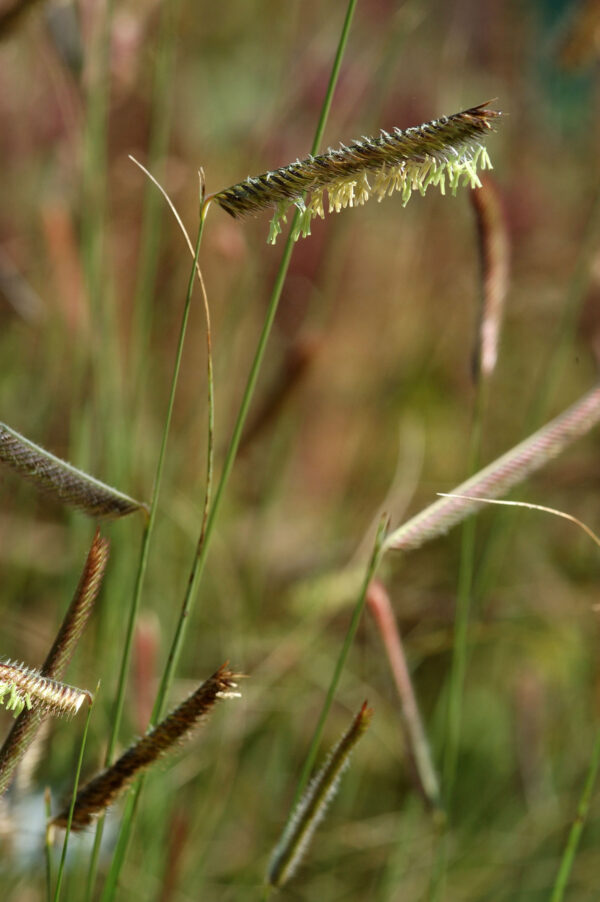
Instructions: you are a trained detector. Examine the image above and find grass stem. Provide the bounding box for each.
[549,727,600,902]
[53,695,94,902]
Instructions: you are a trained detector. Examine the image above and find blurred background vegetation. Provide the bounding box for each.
[0,0,599,899]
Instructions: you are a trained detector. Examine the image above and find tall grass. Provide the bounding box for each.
[1,2,600,901]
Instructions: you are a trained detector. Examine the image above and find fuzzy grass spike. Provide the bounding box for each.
[52,665,239,830]
[268,702,372,889]
[0,422,147,519]
[210,102,500,243]
[0,662,91,719]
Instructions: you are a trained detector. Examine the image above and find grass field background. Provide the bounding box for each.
[1,1,599,899]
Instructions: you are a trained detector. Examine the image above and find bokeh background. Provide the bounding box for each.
[0,0,599,899]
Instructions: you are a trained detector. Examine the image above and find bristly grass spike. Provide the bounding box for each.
[209,102,501,244]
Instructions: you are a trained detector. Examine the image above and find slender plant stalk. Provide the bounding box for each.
[549,728,600,900]
[442,383,485,805]
[429,388,484,902]
[130,0,182,398]
[44,787,53,902]
[85,209,208,901]
[52,693,94,902]
[291,516,387,809]
[99,6,358,898]
[157,0,360,736]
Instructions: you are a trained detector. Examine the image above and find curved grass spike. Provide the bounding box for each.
[210,102,500,243]
[0,422,147,519]
[52,665,239,830]
[383,382,600,553]
[0,662,92,718]
[268,702,373,890]
[0,531,108,795]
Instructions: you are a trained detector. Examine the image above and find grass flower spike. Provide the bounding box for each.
[52,665,239,830]
[268,702,372,889]
[0,662,91,719]
[0,531,108,795]
[0,422,147,519]
[211,102,500,243]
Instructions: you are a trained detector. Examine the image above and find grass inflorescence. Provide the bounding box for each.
[0,661,91,719]
[52,665,240,830]
[211,102,499,243]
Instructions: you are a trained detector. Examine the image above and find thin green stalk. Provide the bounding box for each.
[99,6,358,898]
[84,210,207,902]
[259,522,386,902]
[442,383,486,803]
[131,0,182,397]
[99,785,139,902]
[44,788,53,902]
[429,380,486,902]
[549,727,600,902]
[53,697,95,902]
[291,515,388,809]
[152,0,359,731]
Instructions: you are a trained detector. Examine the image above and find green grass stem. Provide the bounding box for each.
[98,5,358,896]
[44,788,53,902]
[53,696,94,902]
[85,209,207,902]
[290,515,387,809]
[130,0,182,398]
[549,727,600,902]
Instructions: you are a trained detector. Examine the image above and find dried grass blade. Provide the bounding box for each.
[367,580,441,811]
[470,177,510,380]
[0,422,147,519]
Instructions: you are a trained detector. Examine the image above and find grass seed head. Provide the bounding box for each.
[211,102,500,243]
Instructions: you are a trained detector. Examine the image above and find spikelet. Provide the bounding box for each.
[268,702,372,889]
[383,383,600,553]
[0,422,147,519]
[0,661,91,719]
[211,102,500,244]
[52,665,240,830]
[0,531,108,796]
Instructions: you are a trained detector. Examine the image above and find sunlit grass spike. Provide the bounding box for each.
[0,661,91,719]
[210,102,500,244]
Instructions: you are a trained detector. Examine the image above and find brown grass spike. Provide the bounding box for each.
[52,665,240,829]
[0,531,109,795]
